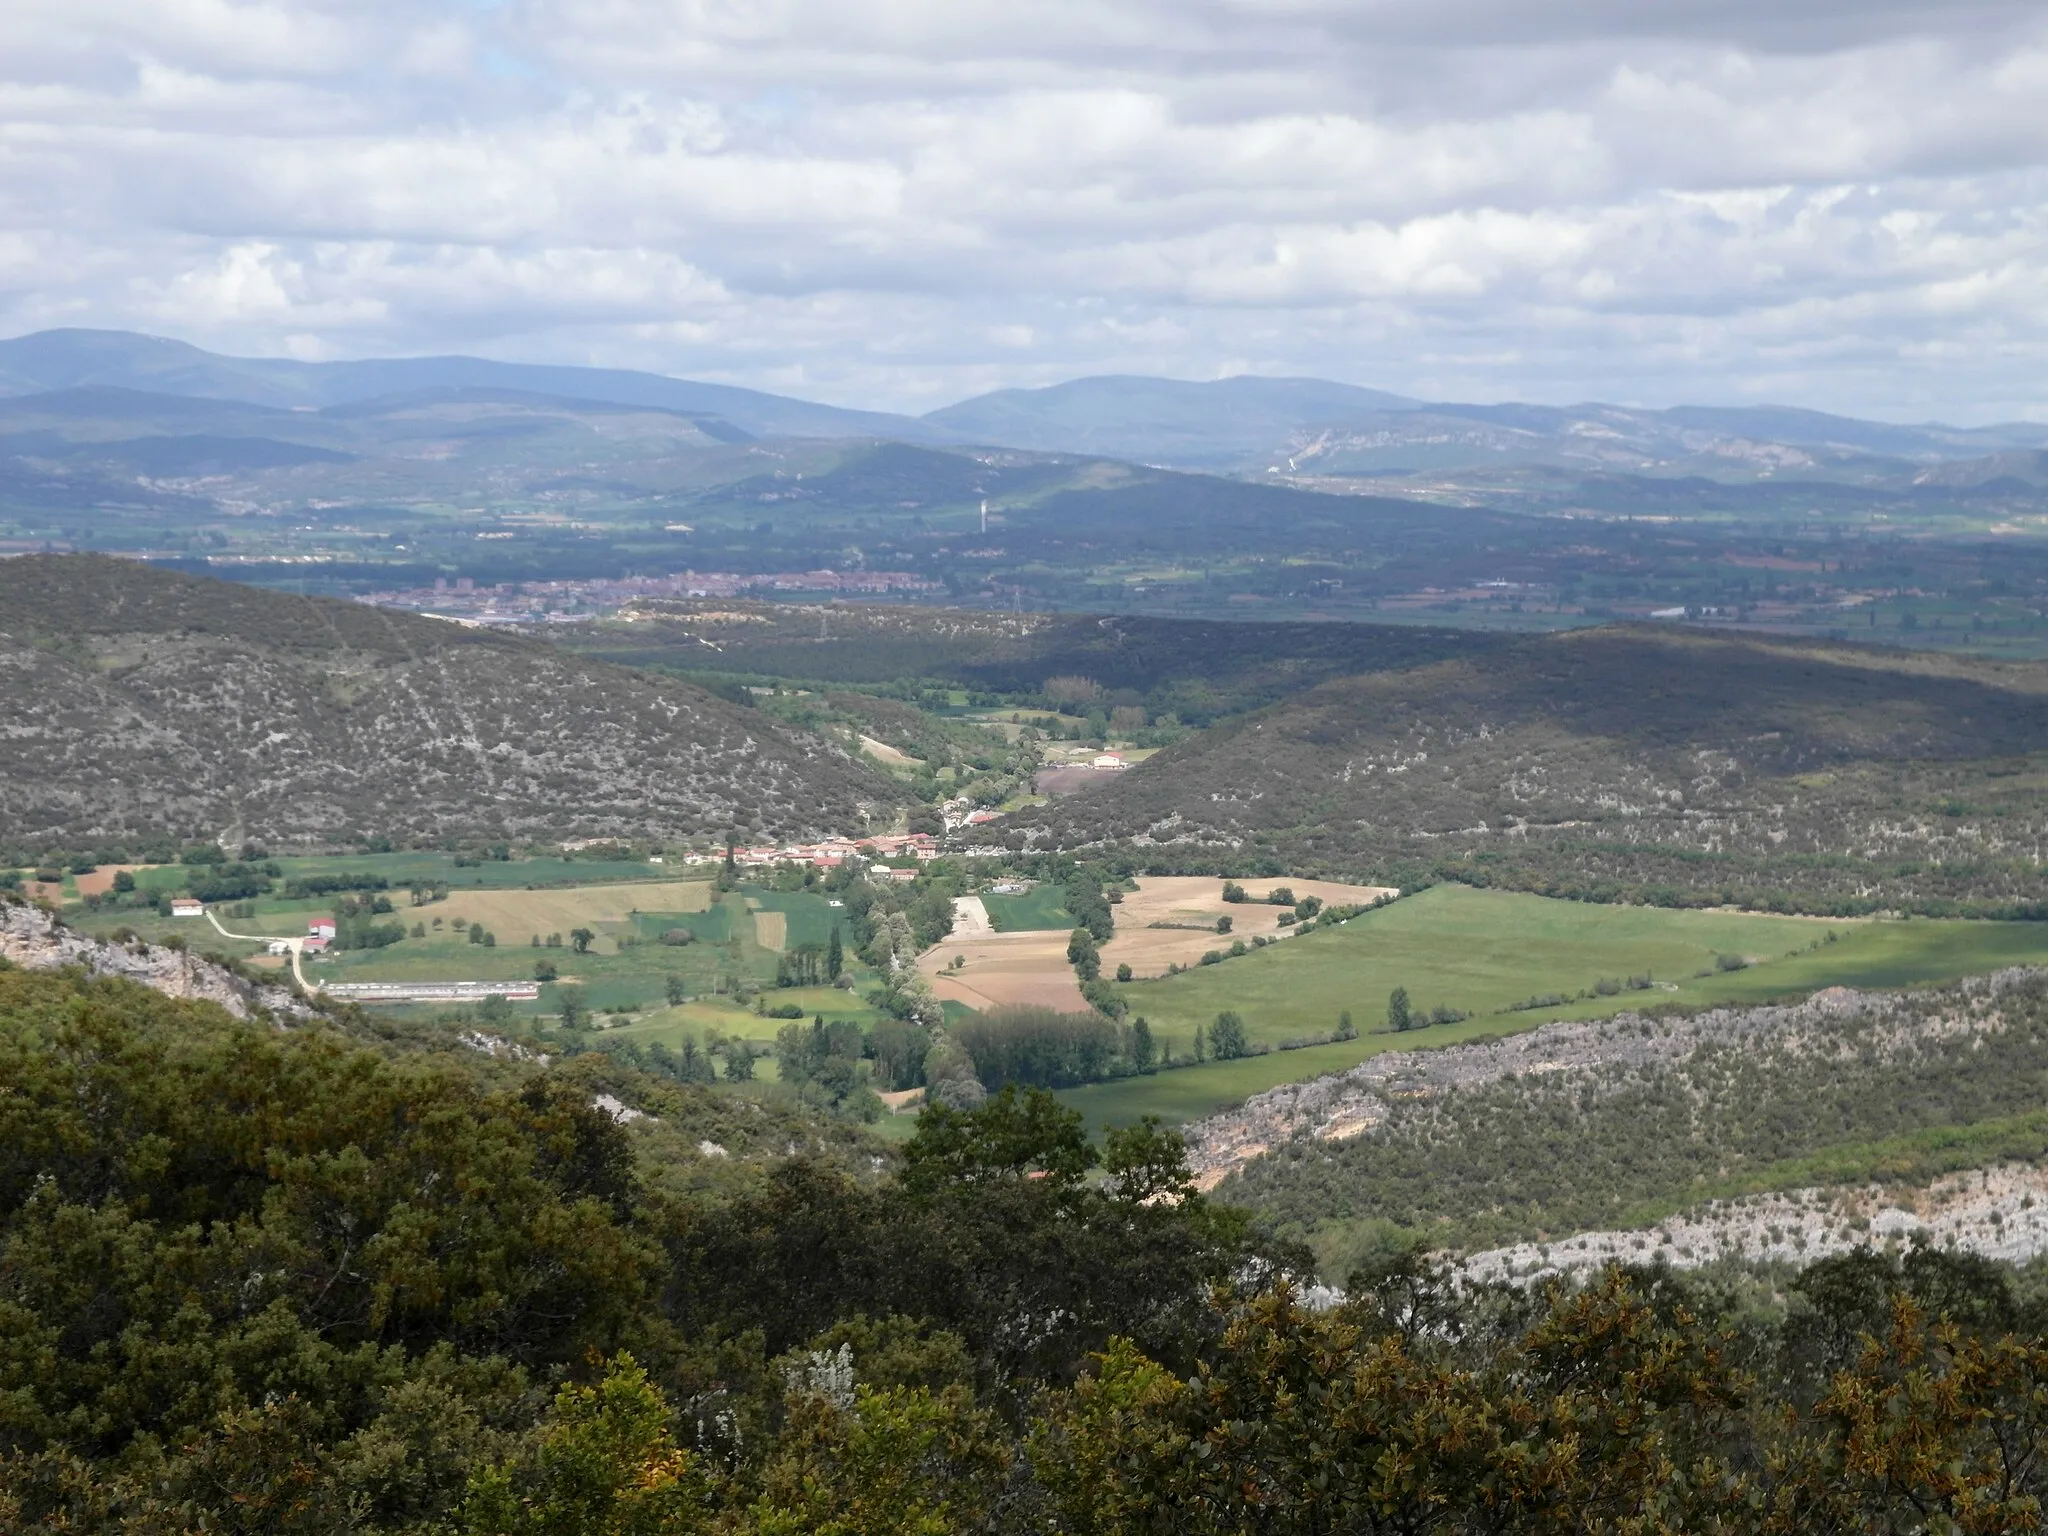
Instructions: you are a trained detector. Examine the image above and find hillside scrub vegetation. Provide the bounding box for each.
[1215,968,2048,1271]
[1015,624,2048,915]
[0,555,903,855]
[566,600,1496,723]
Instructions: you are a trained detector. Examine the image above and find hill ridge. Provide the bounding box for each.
[0,554,903,854]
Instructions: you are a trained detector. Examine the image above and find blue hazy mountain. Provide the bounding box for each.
[7,328,2047,474]
[0,329,942,443]
[921,374,1420,465]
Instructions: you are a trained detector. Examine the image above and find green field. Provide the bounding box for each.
[74,876,866,1022]
[274,850,681,890]
[632,903,738,945]
[746,888,850,949]
[982,885,1074,932]
[1057,886,2048,1131]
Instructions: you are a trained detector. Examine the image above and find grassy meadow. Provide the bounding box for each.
[1057,885,2048,1132]
[981,884,1075,932]
[73,857,865,1021]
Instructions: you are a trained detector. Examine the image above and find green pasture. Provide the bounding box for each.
[74,879,872,1019]
[1058,886,2048,1131]
[273,851,679,890]
[982,885,1074,932]
[745,887,848,950]
[1111,886,1833,1046]
[632,903,737,945]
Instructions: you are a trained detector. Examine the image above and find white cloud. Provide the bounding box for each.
[1,0,2046,419]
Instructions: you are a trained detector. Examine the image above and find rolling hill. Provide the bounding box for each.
[14,329,2047,481]
[1009,624,2048,913]
[923,374,1419,465]
[566,600,1501,719]
[0,329,941,441]
[0,554,904,856]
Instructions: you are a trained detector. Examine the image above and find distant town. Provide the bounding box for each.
[352,569,943,624]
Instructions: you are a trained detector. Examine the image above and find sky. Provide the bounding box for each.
[2,1,2046,420]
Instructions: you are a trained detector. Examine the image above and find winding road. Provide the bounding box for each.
[206,908,320,995]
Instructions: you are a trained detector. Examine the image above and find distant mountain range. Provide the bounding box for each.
[5,328,2044,481]
[0,329,935,443]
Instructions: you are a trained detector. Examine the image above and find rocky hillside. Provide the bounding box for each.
[0,894,301,1019]
[1209,967,2048,1270]
[1013,625,2048,912]
[0,555,902,855]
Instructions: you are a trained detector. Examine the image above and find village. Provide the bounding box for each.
[352,568,942,625]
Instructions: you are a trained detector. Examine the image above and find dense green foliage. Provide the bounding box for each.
[0,963,1267,1530]
[572,602,1495,724]
[14,962,2048,1528]
[954,1005,1125,1089]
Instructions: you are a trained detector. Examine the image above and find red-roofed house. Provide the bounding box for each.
[308,916,337,940]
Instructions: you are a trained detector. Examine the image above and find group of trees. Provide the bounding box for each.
[332,892,407,951]
[772,934,843,989]
[13,955,2048,1531]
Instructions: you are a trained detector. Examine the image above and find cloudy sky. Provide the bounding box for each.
[3,1,2046,419]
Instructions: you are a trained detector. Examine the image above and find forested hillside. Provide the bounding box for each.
[11,949,2048,1530]
[0,555,902,856]
[570,600,1496,720]
[1015,624,2048,913]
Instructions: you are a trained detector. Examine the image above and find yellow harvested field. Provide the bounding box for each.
[753,911,788,951]
[437,880,712,939]
[920,929,1091,1013]
[918,875,1400,1011]
[1102,876,1398,979]
[73,864,148,898]
[858,734,919,767]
